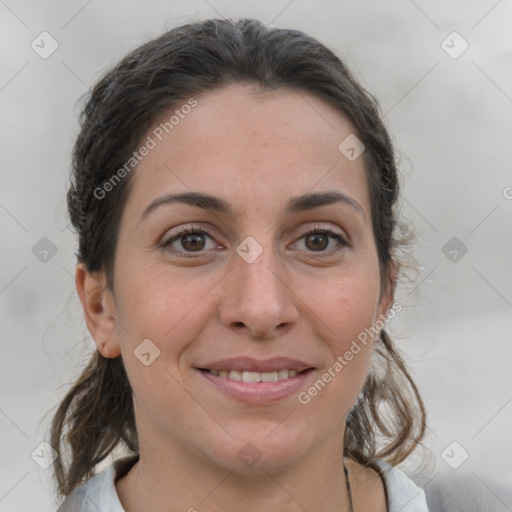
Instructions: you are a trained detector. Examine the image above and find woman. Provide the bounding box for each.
[51,18,428,511]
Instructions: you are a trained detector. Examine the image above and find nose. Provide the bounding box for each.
[219,245,300,339]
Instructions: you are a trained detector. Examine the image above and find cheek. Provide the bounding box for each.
[112,267,214,420]
[113,263,217,357]
[298,266,381,403]
[307,268,381,349]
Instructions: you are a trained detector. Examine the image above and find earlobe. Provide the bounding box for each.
[75,263,121,358]
[378,261,398,319]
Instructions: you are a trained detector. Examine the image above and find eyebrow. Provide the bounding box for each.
[140,190,365,222]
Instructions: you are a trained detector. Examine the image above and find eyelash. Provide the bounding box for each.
[161,225,349,259]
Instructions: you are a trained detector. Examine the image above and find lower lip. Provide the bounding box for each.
[198,369,314,404]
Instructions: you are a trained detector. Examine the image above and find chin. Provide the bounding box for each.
[206,424,315,474]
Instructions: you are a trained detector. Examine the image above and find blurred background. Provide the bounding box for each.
[1,0,511,510]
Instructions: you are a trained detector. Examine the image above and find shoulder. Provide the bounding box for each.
[424,470,512,511]
[373,459,430,512]
[56,456,137,512]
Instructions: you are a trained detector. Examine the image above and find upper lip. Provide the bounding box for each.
[197,357,314,373]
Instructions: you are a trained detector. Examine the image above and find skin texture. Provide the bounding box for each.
[77,83,390,511]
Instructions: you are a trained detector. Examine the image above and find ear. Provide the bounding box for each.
[376,261,398,319]
[75,263,121,358]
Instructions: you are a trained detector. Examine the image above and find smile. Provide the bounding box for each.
[205,369,302,382]
[198,366,315,404]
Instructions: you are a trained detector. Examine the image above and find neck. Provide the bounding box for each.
[116,429,352,512]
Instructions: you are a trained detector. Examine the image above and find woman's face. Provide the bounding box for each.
[98,83,393,472]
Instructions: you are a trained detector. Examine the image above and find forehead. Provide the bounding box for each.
[126,83,369,218]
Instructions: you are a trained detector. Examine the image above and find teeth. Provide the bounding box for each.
[210,369,300,382]
[278,369,288,380]
[229,370,243,381]
[242,371,261,383]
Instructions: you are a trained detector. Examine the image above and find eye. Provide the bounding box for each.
[161,225,348,259]
[162,226,219,257]
[294,228,348,254]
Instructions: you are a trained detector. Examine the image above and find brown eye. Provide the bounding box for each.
[294,228,348,254]
[305,232,329,251]
[162,227,218,257]
[181,232,206,252]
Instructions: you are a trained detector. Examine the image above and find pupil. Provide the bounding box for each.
[182,233,205,251]
[307,233,328,251]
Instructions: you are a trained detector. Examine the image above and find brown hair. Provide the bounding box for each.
[50,17,426,498]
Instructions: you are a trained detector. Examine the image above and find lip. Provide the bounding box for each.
[196,356,313,373]
[198,367,315,404]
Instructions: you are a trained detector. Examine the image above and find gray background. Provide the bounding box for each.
[1,1,511,511]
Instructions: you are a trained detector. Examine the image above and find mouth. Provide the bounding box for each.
[198,368,312,382]
[195,357,315,404]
